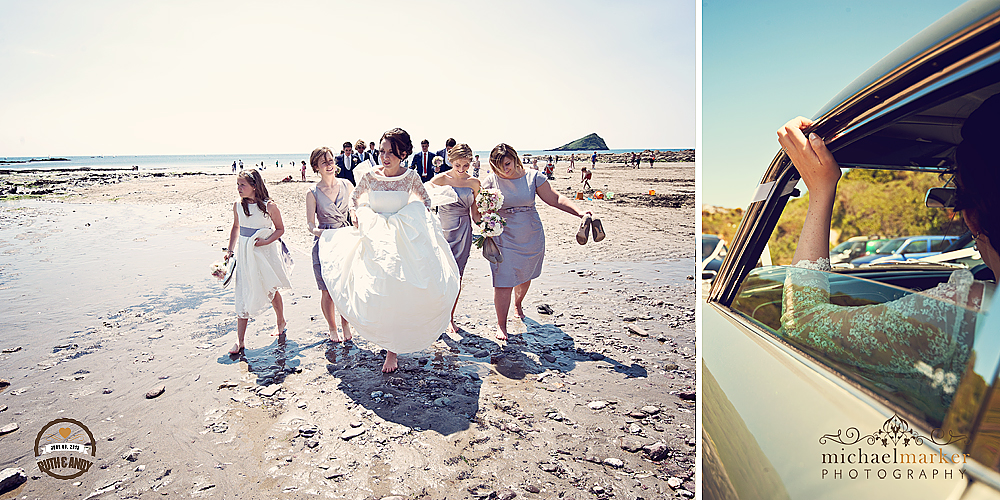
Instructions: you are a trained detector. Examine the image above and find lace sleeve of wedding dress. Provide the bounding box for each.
[406,170,432,209]
[779,258,977,389]
[351,172,373,209]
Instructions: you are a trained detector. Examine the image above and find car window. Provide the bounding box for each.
[932,238,954,252]
[877,239,905,254]
[902,240,928,253]
[702,237,719,258]
[731,266,993,436]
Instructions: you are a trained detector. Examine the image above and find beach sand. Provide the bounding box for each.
[0,161,695,499]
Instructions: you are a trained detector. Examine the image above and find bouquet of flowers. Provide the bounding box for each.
[474,188,506,264]
[210,255,237,288]
[210,261,227,280]
[432,156,444,168]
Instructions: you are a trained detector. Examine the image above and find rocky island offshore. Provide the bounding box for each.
[549,133,609,151]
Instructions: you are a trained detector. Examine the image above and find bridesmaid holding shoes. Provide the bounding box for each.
[429,143,482,333]
[481,143,593,341]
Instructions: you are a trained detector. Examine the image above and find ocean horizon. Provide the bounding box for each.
[0,148,690,173]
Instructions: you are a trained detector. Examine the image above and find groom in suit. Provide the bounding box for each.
[435,138,456,174]
[336,141,361,185]
[412,139,436,183]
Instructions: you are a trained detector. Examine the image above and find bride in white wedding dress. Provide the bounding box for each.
[318,128,460,372]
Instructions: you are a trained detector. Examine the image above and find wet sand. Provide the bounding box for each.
[0,161,695,499]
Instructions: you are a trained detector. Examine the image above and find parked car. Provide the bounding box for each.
[846,236,907,267]
[865,235,960,264]
[701,234,728,282]
[704,2,1000,498]
[829,236,870,265]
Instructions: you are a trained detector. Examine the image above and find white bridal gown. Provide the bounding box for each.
[318,168,460,353]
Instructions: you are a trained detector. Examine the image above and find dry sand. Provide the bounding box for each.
[0,161,695,499]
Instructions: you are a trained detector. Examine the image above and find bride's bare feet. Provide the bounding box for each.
[228,343,244,355]
[342,325,352,342]
[328,329,342,343]
[495,325,508,341]
[382,352,398,373]
[514,303,525,320]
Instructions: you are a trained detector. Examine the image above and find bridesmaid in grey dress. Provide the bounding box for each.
[430,143,482,333]
[481,143,591,340]
[305,146,354,342]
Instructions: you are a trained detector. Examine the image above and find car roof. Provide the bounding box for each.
[811,0,1000,173]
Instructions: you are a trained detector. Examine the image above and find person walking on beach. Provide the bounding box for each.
[428,143,481,334]
[482,143,592,341]
[436,138,456,173]
[239,159,244,170]
[581,166,593,190]
[336,142,361,186]
[306,147,354,343]
[648,151,654,167]
[232,161,237,173]
[412,139,436,183]
[317,128,460,373]
[471,154,482,178]
[300,160,307,181]
[225,169,293,355]
[568,154,575,173]
[591,151,597,168]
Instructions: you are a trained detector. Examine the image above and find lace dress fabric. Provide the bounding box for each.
[317,168,459,353]
[780,258,981,421]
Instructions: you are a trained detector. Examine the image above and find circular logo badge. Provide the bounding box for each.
[34,418,97,480]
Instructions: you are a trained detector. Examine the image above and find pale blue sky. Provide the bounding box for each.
[703,0,967,208]
[0,0,694,156]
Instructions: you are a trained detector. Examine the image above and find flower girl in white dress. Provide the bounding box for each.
[318,128,460,372]
[224,169,293,355]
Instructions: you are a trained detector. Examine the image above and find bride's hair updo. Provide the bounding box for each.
[953,93,1000,252]
[381,128,413,161]
[448,143,474,164]
[489,143,524,177]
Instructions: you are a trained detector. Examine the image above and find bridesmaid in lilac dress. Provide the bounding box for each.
[481,143,591,340]
[430,143,482,333]
[306,146,354,342]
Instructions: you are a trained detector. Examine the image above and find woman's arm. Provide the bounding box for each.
[536,180,589,218]
[470,179,482,224]
[255,201,285,246]
[305,189,322,237]
[226,202,239,259]
[409,170,432,209]
[776,117,842,264]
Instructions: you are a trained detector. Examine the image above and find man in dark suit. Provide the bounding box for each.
[336,141,361,185]
[436,137,457,174]
[412,139,436,183]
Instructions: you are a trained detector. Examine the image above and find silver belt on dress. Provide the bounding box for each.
[499,206,536,214]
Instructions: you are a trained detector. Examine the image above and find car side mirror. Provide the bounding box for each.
[925,187,956,208]
[702,270,717,281]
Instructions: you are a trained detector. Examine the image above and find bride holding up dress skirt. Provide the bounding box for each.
[318,128,460,372]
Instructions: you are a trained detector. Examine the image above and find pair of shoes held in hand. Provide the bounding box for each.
[576,214,606,245]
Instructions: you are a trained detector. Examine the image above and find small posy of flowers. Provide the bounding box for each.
[476,188,504,213]
[474,188,507,248]
[210,260,228,280]
[480,212,505,238]
[432,156,444,167]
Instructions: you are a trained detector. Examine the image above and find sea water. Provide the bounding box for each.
[0,149,686,174]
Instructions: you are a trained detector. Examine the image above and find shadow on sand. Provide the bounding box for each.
[321,316,646,436]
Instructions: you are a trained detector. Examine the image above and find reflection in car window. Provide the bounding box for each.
[904,240,928,253]
[731,264,991,433]
[878,239,905,254]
